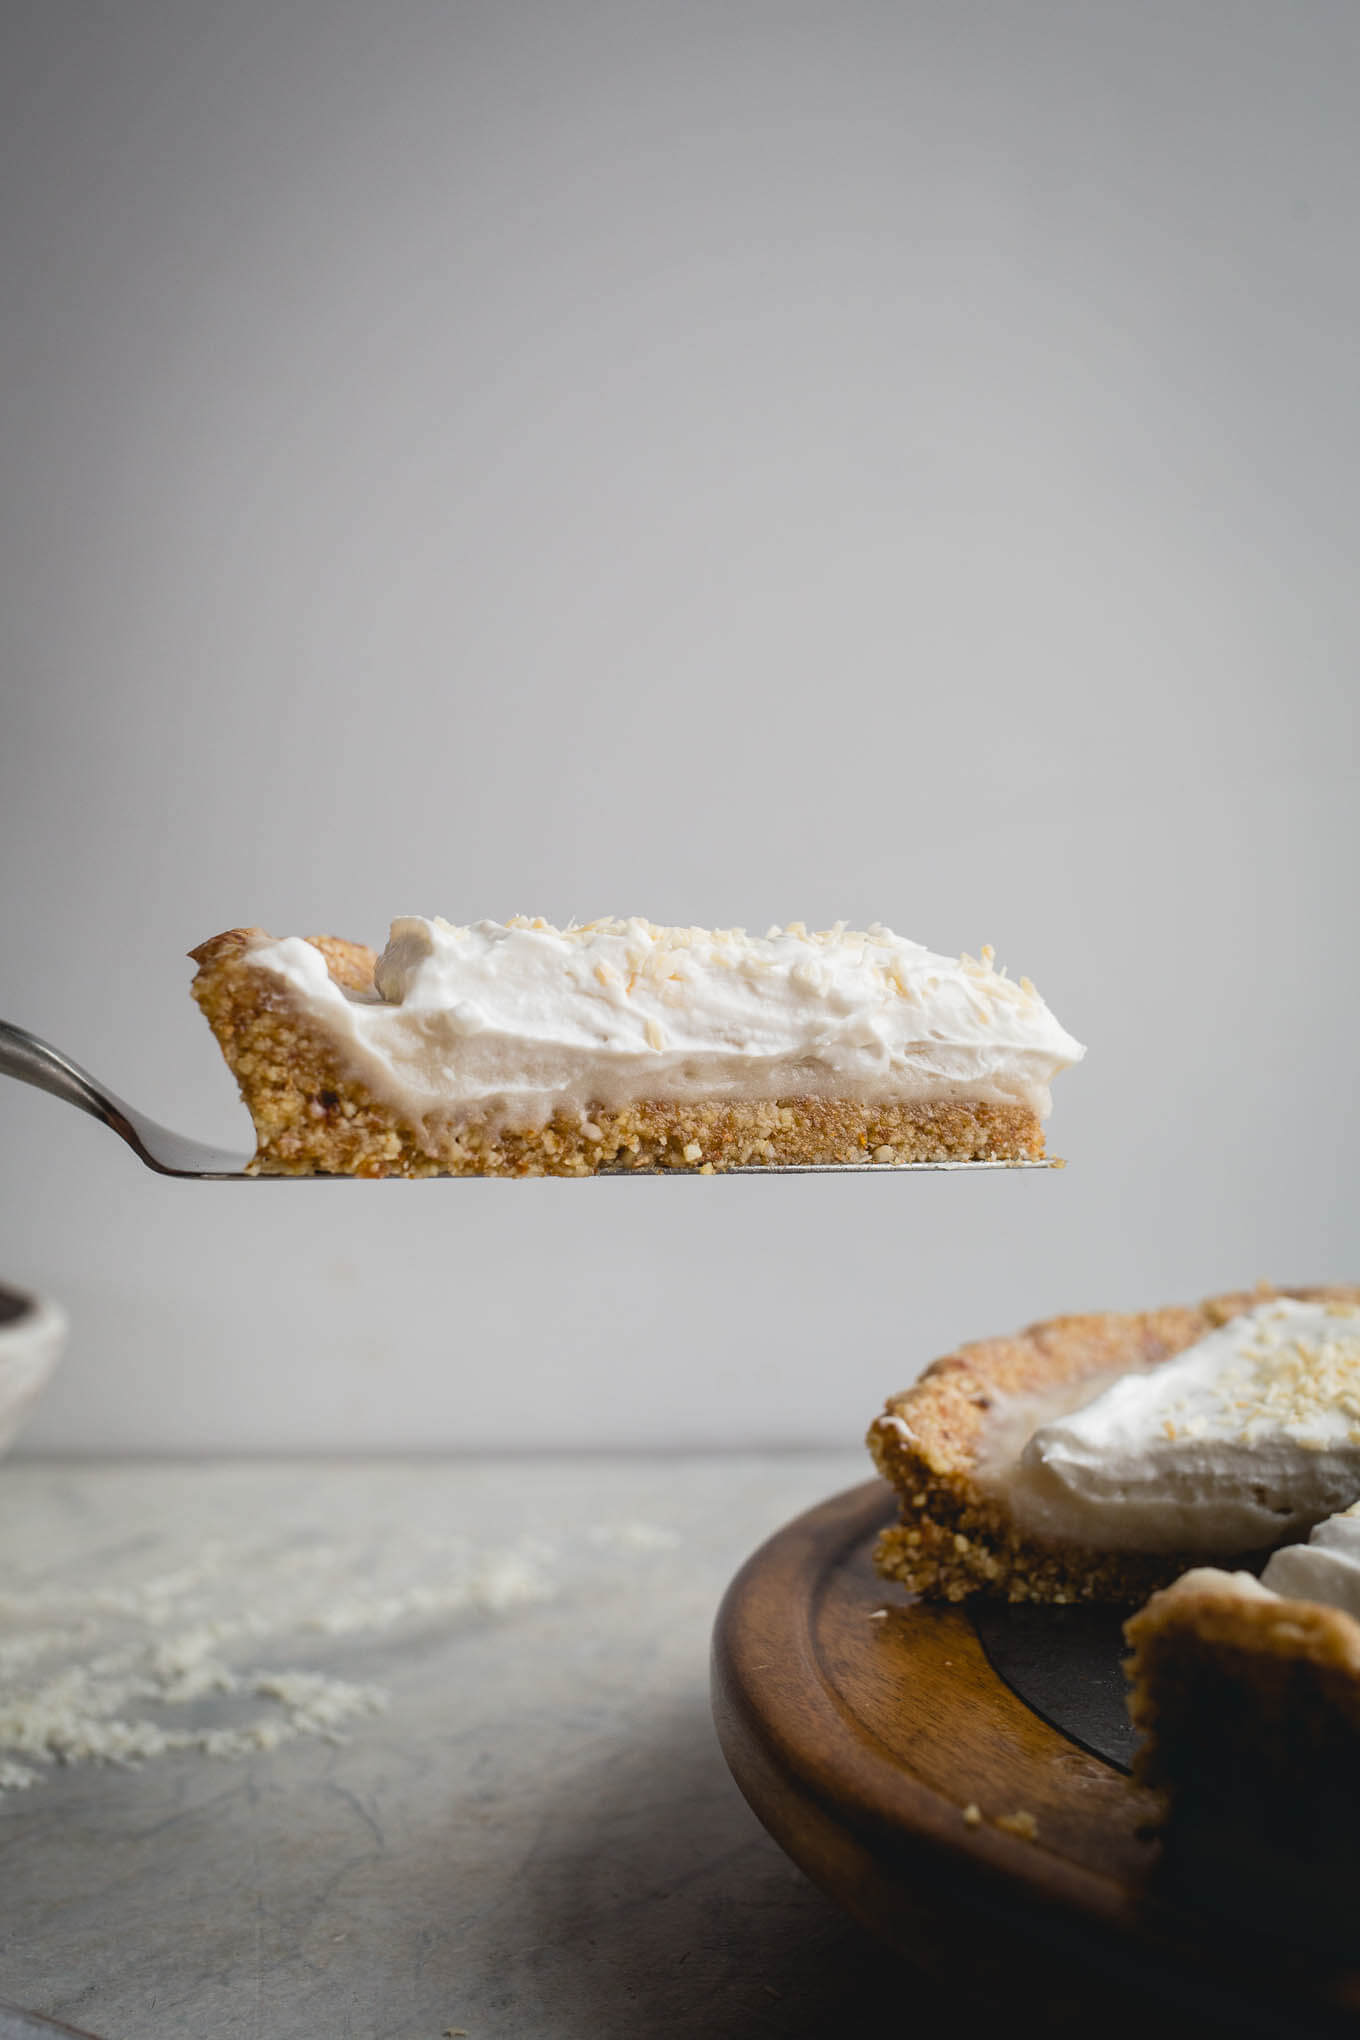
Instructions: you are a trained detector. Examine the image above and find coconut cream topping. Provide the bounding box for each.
[1260,1502,1360,1619]
[1160,1508,1360,1623]
[1160,1567,1280,1604]
[990,1300,1360,1555]
[242,917,1084,1133]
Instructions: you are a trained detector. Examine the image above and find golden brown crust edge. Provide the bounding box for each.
[189,927,1046,1178]
[190,927,398,1175]
[866,1286,1360,1603]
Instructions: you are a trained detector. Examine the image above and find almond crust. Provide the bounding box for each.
[866,1285,1360,1603]
[189,927,1046,1178]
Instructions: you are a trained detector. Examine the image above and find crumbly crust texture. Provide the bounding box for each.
[866,1286,1360,1604]
[190,928,1045,1178]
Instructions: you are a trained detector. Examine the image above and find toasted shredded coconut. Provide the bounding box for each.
[0,1519,676,1791]
[1159,1303,1360,1448]
[585,1522,681,1552]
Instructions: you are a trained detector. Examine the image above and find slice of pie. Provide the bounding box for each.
[867,1288,1360,1603]
[1123,1516,1360,1894]
[190,918,1084,1178]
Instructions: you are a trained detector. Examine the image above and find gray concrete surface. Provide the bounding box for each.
[0,1454,947,2040]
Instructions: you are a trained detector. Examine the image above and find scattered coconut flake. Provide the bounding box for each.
[0,1518,677,1793]
[586,1522,681,1552]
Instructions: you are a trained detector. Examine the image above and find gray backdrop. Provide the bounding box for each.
[2,0,1356,1452]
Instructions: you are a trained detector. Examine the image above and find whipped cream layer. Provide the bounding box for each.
[1170,1508,1360,1622]
[244,917,1084,1134]
[1260,1503,1360,1619]
[989,1299,1360,1555]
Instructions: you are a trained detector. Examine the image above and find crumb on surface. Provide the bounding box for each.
[962,1802,982,1826]
[996,1809,1039,1840]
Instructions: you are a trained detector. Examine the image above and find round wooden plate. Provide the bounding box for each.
[711,1480,1360,2037]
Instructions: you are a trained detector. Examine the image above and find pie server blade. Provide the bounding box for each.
[970,1600,1139,1773]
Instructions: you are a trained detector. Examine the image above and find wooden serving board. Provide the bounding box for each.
[711,1480,1360,2038]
